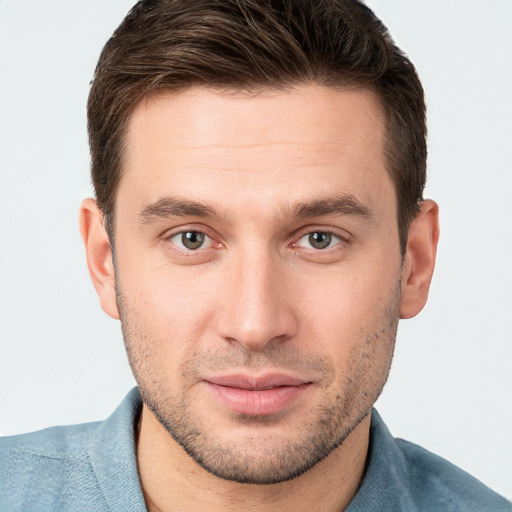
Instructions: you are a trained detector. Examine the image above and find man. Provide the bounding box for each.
[1,0,510,510]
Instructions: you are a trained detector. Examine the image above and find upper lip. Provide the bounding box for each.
[204,373,311,391]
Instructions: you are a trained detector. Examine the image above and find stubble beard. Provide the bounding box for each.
[116,282,400,485]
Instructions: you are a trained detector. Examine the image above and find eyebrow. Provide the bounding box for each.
[138,193,373,225]
[138,197,216,224]
[291,194,373,221]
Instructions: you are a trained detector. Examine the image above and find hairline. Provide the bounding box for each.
[103,80,408,252]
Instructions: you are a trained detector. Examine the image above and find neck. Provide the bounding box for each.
[136,405,370,512]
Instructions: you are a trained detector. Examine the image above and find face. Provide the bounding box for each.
[112,85,404,484]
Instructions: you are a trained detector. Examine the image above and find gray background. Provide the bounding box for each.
[1,0,511,499]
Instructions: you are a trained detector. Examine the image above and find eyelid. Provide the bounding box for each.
[162,225,222,253]
[301,229,338,241]
[290,226,351,247]
[170,231,213,250]
[160,224,351,257]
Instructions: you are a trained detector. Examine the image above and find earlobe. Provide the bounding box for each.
[399,199,440,319]
[79,198,120,320]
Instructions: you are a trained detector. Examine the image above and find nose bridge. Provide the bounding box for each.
[217,243,296,350]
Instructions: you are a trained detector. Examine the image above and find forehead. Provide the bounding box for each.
[119,85,392,217]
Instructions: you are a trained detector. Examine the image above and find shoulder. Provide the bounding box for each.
[353,411,511,512]
[0,389,145,512]
[1,420,100,459]
[0,422,107,511]
[396,437,511,511]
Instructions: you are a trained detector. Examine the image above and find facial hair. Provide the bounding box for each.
[116,280,400,485]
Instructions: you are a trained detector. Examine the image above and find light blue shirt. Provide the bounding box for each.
[1,388,510,511]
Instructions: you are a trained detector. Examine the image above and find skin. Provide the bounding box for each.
[81,85,439,512]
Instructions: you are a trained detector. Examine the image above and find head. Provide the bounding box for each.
[81,0,438,486]
[88,0,426,252]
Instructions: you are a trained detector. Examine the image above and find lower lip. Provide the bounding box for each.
[205,382,311,415]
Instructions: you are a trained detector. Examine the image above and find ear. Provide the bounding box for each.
[79,198,120,320]
[400,199,440,319]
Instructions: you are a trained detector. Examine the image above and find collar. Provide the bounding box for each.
[346,409,419,511]
[87,388,147,512]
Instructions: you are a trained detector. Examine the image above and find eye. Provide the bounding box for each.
[295,231,342,250]
[168,230,213,251]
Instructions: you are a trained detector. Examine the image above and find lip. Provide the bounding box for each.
[203,373,312,416]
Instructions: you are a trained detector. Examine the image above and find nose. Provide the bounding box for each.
[216,247,298,351]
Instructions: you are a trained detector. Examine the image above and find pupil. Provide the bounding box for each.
[309,232,331,249]
[182,231,204,250]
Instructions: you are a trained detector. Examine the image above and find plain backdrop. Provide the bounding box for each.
[0,0,511,500]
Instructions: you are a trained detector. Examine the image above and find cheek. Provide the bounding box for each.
[311,271,400,400]
[302,265,397,332]
[121,252,215,315]
[116,259,220,364]
[298,259,401,385]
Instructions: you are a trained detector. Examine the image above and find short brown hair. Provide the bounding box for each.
[88,0,426,251]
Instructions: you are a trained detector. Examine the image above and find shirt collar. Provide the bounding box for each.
[346,409,418,512]
[88,387,147,512]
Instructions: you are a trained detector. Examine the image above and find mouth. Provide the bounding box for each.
[203,373,313,416]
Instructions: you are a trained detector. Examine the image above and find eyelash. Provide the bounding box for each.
[164,229,219,255]
[162,227,350,257]
[291,230,347,251]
